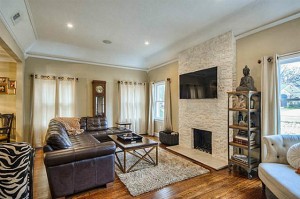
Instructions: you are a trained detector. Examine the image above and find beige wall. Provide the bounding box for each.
[24,57,147,141]
[0,62,17,113]
[0,19,25,142]
[147,61,179,133]
[237,18,300,90]
[0,62,17,140]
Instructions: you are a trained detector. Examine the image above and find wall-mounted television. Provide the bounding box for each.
[180,67,217,99]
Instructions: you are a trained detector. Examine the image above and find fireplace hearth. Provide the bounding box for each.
[193,129,212,154]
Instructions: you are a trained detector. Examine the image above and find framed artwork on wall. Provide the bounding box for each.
[0,77,8,84]
[8,80,16,89]
[0,84,8,94]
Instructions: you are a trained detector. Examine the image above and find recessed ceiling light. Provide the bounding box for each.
[103,40,112,44]
[145,41,150,45]
[67,23,73,28]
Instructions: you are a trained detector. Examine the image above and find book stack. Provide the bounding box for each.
[231,154,257,165]
[233,131,256,146]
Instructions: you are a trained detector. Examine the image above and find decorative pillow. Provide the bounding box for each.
[53,117,84,135]
[287,142,300,169]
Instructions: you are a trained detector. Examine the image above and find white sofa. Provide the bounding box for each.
[258,135,300,199]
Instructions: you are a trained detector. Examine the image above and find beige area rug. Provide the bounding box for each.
[115,148,210,196]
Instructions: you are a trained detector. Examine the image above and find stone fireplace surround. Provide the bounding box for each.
[168,31,236,170]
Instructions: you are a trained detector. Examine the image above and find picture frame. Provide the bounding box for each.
[8,88,16,95]
[0,84,8,94]
[0,77,8,84]
[8,80,16,89]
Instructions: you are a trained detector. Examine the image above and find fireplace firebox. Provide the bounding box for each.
[193,128,212,154]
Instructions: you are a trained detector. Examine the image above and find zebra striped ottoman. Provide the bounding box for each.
[0,142,34,199]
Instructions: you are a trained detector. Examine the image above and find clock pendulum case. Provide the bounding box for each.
[92,80,106,116]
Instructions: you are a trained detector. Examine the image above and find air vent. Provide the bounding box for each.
[11,12,21,25]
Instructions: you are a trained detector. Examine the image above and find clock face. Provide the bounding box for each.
[95,85,104,93]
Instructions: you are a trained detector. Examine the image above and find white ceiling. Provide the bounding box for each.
[1,0,300,70]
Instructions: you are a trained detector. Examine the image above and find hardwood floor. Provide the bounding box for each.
[34,136,266,199]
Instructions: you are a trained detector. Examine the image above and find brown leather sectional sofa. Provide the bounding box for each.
[43,117,131,198]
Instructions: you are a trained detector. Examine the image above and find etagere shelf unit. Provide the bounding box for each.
[227,91,261,179]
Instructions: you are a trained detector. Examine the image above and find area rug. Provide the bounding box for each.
[115,148,210,196]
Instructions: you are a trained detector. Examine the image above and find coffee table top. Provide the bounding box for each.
[108,134,158,150]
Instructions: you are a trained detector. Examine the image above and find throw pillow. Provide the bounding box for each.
[53,117,84,136]
[287,142,300,169]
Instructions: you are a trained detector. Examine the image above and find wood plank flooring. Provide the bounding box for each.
[34,136,266,199]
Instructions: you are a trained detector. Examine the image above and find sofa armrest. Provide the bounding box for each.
[44,141,116,167]
[263,135,300,164]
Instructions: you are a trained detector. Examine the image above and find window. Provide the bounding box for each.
[154,82,165,120]
[279,54,300,135]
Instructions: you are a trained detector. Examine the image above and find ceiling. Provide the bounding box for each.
[1,0,300,70]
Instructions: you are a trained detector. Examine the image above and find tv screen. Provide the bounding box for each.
[180,67,217,99]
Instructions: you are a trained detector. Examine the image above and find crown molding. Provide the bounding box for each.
[147,58,178,72]
[26,52,148,71]
[0,8,25,53]
[236,12,300,40]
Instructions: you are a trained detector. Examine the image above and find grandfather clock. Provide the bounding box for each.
[92,80,106,116]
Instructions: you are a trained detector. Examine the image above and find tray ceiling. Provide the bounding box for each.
[1,0,300,70]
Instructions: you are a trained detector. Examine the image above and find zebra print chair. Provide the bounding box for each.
[0,142,34,199]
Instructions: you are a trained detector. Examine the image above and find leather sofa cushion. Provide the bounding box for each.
[69,134,100,148]
[44,140,116,167]
[80,117,87,131]
[45,119,72,150]
[86,117,108,131]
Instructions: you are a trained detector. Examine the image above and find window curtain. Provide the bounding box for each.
[164,78,172,131]
[56,78,76,117]
[261,55,280,137]
[30,75,77,147]
[30,76,56,148]
[118,81,147,134]
[147,82,155,135]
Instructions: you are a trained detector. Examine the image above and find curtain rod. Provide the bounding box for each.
[257,57,273,64]
[258,50,300,64]
[30,74,78,81]
[152,78,171,84]
[118,80,146,85]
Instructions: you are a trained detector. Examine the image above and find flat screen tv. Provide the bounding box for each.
[180,67,217,99]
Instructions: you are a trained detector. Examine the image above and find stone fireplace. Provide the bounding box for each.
[193,128,212,154]
[167,31,236,170]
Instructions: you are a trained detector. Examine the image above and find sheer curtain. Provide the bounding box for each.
[31,76,56,148]
[164,78,172,131]
[118,81,147,134]
[30,75,77,147]
[56,78,76,117]
[261,55,280,137]
[147,82,155,135]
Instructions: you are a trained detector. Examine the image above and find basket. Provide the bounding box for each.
[159,131,179,146]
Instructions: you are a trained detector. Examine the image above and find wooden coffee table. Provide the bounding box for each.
[108,135,158,173]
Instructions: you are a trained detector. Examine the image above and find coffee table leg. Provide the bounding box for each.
[156,145,158,165]
[124,150,126,173]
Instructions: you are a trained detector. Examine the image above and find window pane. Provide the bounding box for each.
[156,84,165,101]
[155,102,164,119]
[154,82,165,119]
[279,60,300,135]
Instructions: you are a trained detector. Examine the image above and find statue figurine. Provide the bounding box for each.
[236,65,257,91]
